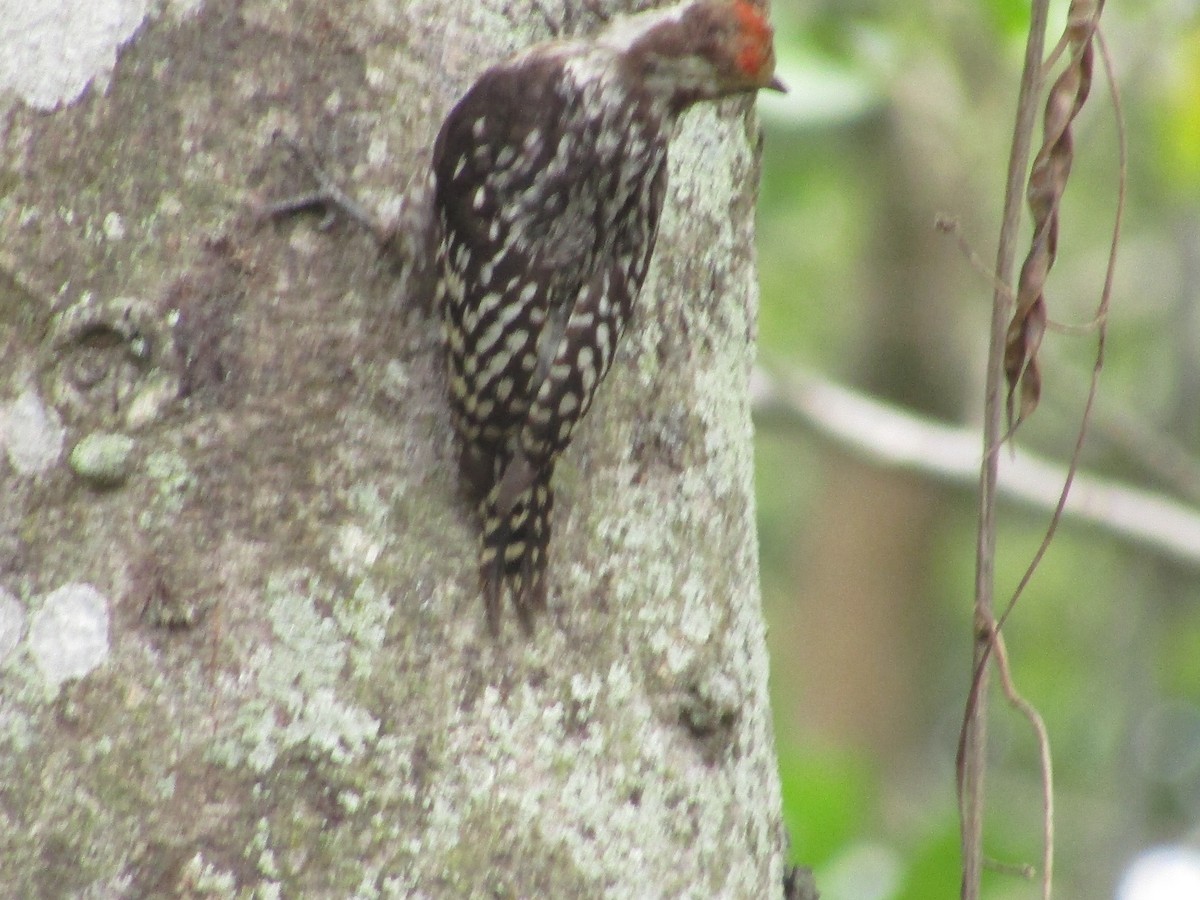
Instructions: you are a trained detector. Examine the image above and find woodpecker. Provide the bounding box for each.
[432,0,782,634]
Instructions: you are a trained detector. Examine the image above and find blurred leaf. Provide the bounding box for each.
[757,2,1200,897]
[759,57,881,129]
[893,819,961,900]
[983,0,1033,39]
[757,134,870,363]
[818,841,904,900]
[778,747,875,867]
[1163,603,1200,697]
[1157,27,1200,197]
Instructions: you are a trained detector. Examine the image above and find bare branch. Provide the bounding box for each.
[753,368,1200,568]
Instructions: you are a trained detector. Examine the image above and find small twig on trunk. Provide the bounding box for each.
[256,135,394,244]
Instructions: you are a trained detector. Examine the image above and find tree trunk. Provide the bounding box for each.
[0,1,786,895]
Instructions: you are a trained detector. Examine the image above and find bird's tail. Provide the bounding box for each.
[480,477,554,635]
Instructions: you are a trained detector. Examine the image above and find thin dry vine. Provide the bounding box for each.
[958,2,1122,899]
[1004,1,1104,434]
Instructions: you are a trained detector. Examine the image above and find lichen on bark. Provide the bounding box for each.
[0,1,787,896]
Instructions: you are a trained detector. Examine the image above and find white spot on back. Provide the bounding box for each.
[475,319,507,355]
[505,330,528,355]
[595,323,611,353]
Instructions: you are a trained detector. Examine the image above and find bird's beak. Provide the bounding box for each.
[766,75,787,93]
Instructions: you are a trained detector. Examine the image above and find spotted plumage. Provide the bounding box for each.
[432,0,782,633]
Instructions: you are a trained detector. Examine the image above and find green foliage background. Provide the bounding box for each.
[755,2,1200,897]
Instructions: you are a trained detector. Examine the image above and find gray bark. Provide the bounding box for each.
[0,1,786,895]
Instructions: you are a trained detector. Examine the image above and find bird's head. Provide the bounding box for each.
[607,0,785,108]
